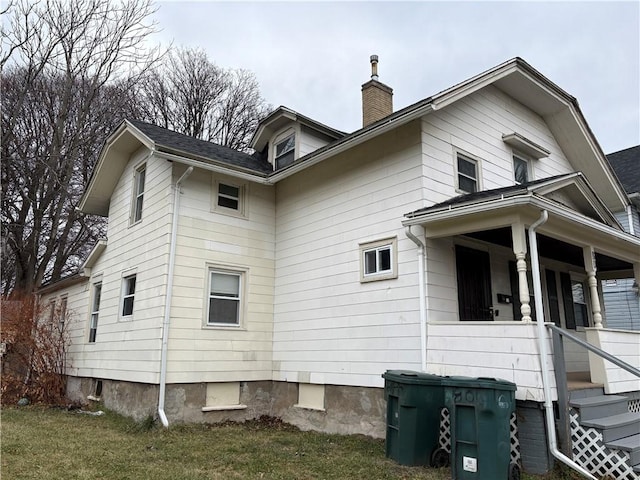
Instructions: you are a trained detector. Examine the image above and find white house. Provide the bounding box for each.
[39,57,640,479]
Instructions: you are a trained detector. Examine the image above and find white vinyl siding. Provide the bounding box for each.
[420,84,574,206]
[167,166,275,383]
[273,122,424,388]
[64,152,172,384]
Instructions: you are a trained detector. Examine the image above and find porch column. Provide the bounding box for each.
[583,246,603,329]
[512,223,532,322]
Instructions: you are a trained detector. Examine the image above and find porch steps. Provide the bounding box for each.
[570,392,640,478]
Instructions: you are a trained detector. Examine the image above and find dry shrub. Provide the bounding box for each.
[1,292,70,405]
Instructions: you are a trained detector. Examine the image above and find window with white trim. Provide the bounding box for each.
[456,153,478,193]
[513,154,530,184]
[274,133,295,169]
[89,282,102,343]
[121,274,136,318]
[131,164,146,223]
[360,237,398,282]
[218,183,240,210]
[207,269,242,326]
[212,177,246,217]
[58,296,67,332]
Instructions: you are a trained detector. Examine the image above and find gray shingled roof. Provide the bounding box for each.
[607,145,640,195]
[128,119,272,174]
[405,174,572,218]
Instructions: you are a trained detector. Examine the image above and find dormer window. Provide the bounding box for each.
[275,133,295,169]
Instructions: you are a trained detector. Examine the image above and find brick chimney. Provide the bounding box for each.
[361,55,393,127]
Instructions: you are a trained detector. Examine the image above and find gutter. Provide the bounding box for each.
[154,151,270,185]
[158,166,194,428]
[402,194,640,252]
[627,205,636,236]
[529,210,597,480]
[405,226,428,372]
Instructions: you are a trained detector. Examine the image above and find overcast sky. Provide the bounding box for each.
[152,1,639,154]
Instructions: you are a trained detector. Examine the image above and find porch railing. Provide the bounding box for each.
[548,324,640,456]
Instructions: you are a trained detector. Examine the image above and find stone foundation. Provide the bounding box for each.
[66,377,386,437]
[68,375,558,476]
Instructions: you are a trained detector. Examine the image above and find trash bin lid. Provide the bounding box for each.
[382,370,444,385]
[442,375,516,391]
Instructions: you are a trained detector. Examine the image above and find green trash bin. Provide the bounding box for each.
[382,370,448,467]
[443,376,518,480]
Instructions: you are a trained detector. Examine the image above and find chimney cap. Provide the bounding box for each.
[370,54,379,80]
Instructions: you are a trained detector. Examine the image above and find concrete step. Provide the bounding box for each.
[606,433,640,466]
[581,412,640,443]
[570,394,629,421]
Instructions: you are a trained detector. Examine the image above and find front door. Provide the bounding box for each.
[456,245,493,321]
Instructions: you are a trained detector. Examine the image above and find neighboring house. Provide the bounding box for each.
[39,57,640,479]
[603,146,640,330]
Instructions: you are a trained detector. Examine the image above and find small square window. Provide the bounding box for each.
[121,274,136,318]
[218,183,240,210]
[513,154,529,184]
[213,177,246,217]
[207,270,242,326]
[131,164,146,224]
[360,237,398,282]
[457,153,478,193]
[275,133,295,170]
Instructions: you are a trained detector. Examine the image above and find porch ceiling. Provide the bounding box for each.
[403,194,640,272]
[465,228,632,273]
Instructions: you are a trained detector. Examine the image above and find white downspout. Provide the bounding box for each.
[529,210,597,480]
[405,225,428,372]
[627,205,635,236]
[158,166,194,427]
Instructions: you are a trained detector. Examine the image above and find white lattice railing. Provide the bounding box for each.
[437,408,520,464]
[570,407,639,480]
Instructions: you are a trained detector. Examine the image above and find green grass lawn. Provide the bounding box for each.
[1,406,573,479]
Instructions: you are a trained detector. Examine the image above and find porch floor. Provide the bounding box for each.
[567,372,603,391]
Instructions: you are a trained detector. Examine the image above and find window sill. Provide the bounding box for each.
[201,404,247,412]
[360,273,397,283]
[203,324,243,330]
[293,404,326,412]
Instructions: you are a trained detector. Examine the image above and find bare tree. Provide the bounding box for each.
[136,48,270,151]
[1,0,160,295]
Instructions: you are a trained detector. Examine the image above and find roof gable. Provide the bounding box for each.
[250,106,345,152]
[79,120,273,216]
[266,58,628,212]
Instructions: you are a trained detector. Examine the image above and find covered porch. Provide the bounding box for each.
[402,175,640,402]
